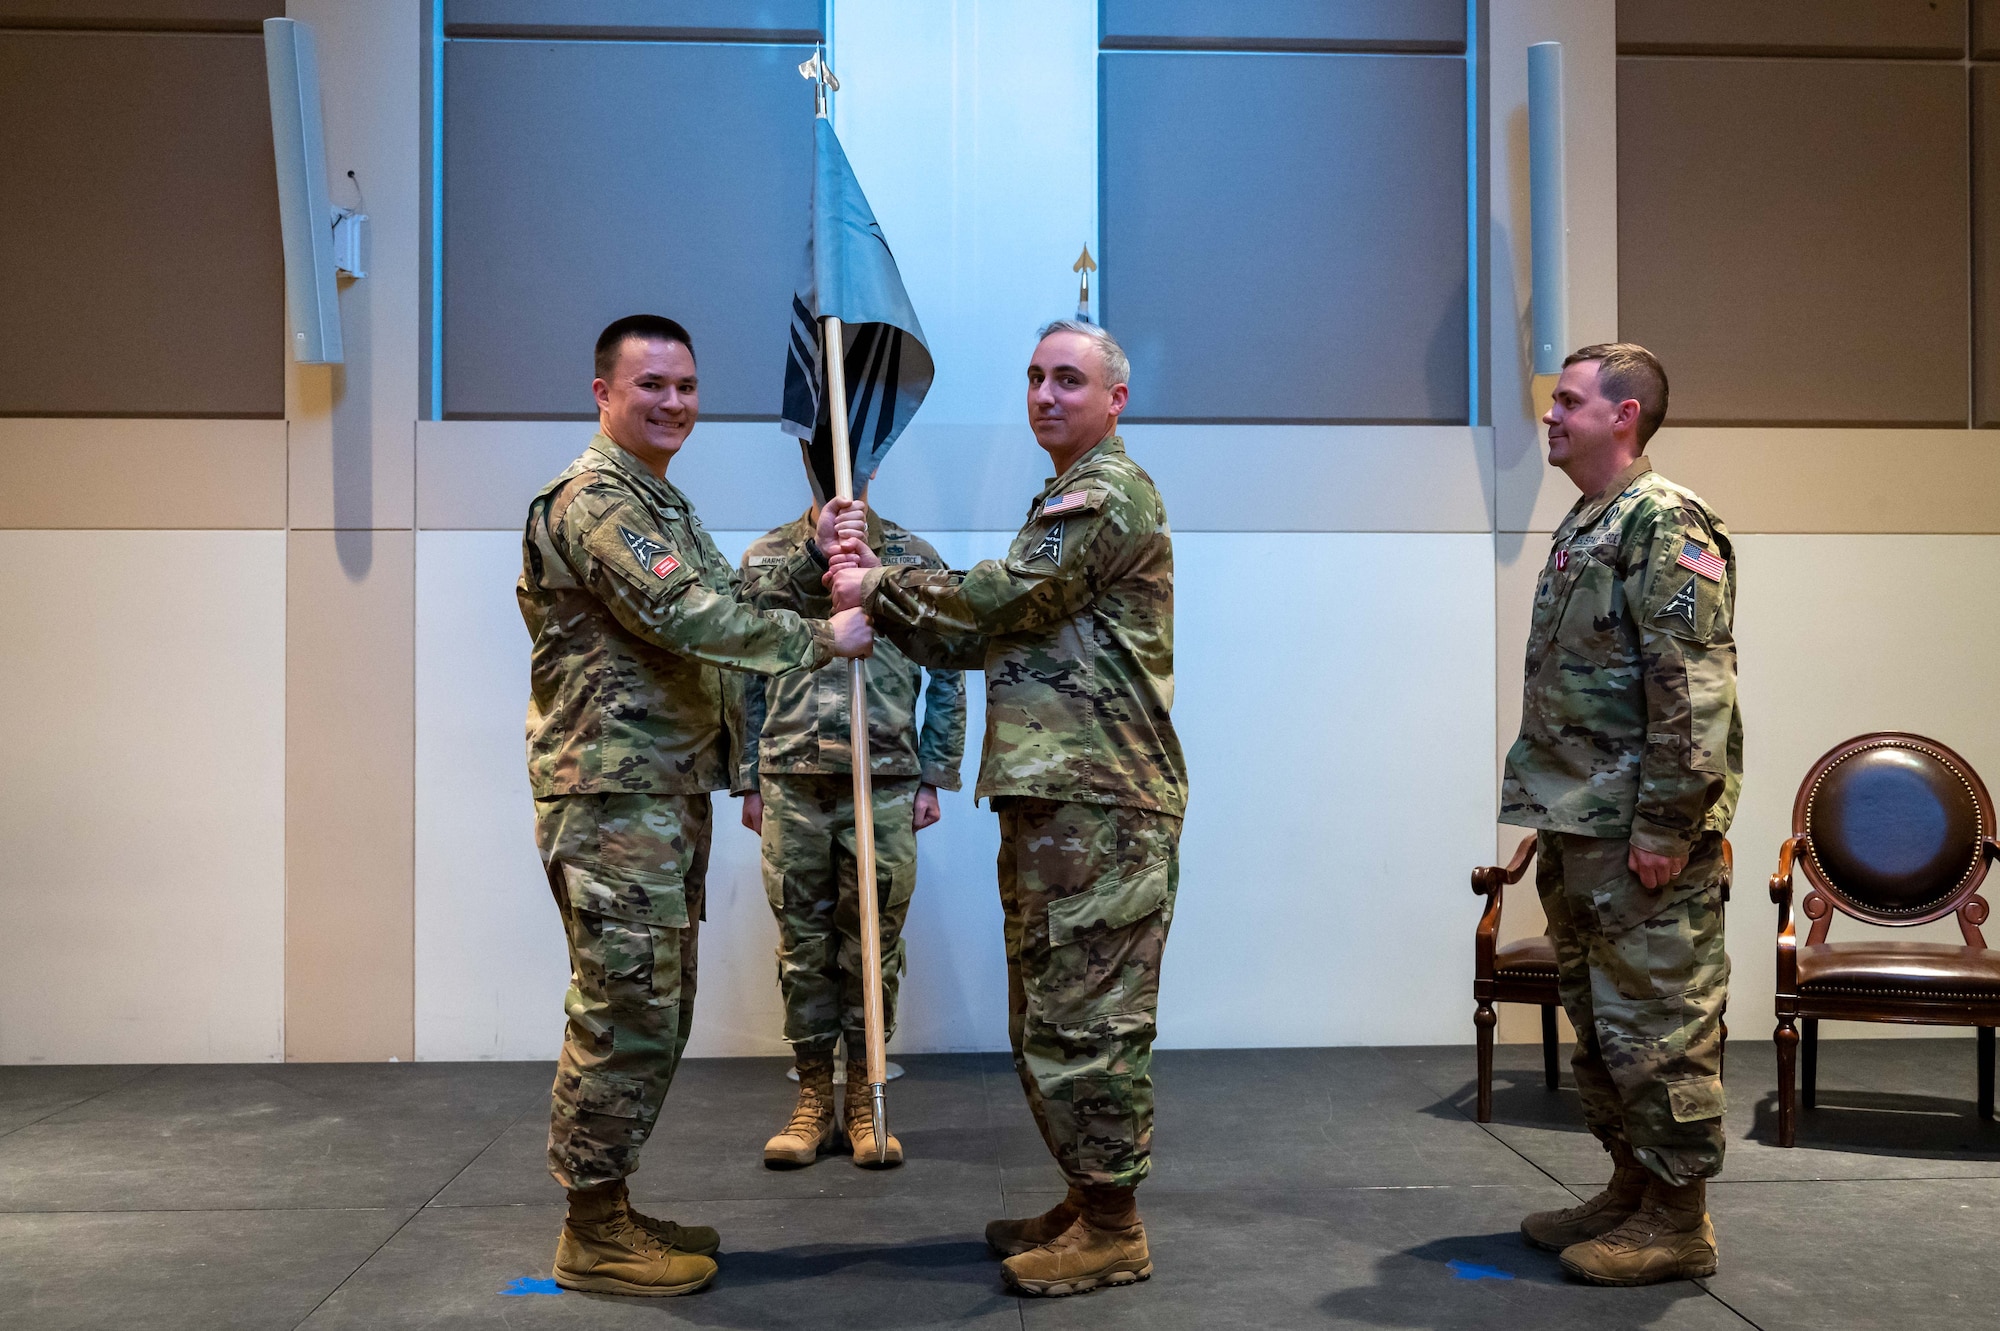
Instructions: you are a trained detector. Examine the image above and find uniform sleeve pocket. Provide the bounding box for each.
[1048,860,1170,947]
[561,862,690,929]
[573,1070,647,1119]
[581,514,699,602]
[1666,1073,1726,1123]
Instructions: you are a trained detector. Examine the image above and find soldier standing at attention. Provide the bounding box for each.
[1502,343,1742,1286]
[519,314,874,1297]
[821,320,1185,1297]
[736,490,965,1169]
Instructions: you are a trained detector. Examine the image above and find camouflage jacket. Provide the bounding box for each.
[826,435,1187,816]
[518,433,834,797]
[735,510,966,792]
[1500,457,1743,854]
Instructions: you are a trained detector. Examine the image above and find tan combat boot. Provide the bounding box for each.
[763,1052,838,1169]
[611,1180,721,1257]
[1560,1178,1718,1286]
[1001,1184,1151,1297]
[1520,1141,1650,1252]
[985,1185,1085,1257]
[843,1060,903,1168]
[552,1182,718,1297]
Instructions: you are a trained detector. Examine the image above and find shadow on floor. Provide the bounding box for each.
[1748,1088,2000,1158]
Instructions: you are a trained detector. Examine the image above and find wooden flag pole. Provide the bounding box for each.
[820,314,891,1161]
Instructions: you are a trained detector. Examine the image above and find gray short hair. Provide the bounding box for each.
[1035,319,1130,388]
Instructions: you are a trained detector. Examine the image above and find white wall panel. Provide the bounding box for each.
[833,0,1098,425]
[0,531,286,1063]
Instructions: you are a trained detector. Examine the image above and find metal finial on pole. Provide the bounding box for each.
[1072,244,1098,323]
[799,46,839,118]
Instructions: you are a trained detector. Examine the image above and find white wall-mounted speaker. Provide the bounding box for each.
[263,17,343,365]
[1528,40,1567,376]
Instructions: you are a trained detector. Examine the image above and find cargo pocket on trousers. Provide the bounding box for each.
[1038,860,1171,1026]
[1666,1073,1726,1123]
[562,862,689,929]
[884,858,918,911]
[573,1069,647,1120]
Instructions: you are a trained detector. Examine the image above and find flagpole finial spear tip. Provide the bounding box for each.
[1073,244,1096,321]
[799,46,839,117]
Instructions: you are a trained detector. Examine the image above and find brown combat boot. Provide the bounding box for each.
[1560,1178,1718,1286]
[552,1182,717,1297]
[843,1060,903,1168]
[1002,1185,1150,1297]
[1520,1140,1650,1252]
[985,1185,1085,1257]
[763,1052,838,1169]
[611,1180,721,1257]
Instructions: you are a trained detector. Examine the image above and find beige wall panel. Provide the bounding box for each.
[1492,531,2000,1043]
[417,419,1497,534]
[0,530,286,1063]
[286,528,415,1061]
[1499,428,2000,534]
[284,0,421,530]
[0,419,285,529]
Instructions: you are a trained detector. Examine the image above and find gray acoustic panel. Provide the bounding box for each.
[0,31,283,417]
[1617,0,1966,57]
[1976,68,2000,426]
[443,38,815,418]
[0,1,272,29]
[1102,52,1468,423]
[1618,58,1968,426]
[1977,0,2000,59]
[444,0,820,40]
[1101,0,1463,52]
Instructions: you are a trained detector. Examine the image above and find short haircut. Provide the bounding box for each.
[594,314,695,382]
[1563,342,1669,444]
[1036,318,1130,388]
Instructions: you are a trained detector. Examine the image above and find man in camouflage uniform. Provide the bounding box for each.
[736,499,965,1169]
[1501,342,1743,1287]
[519,315,874,1297]
[820,319,1185,1297]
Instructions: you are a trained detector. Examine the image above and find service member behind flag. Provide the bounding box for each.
[736,489,965,1170]
[519,314,874,1297]
[820,320,1186,1298]
[1500,342,1742,1287]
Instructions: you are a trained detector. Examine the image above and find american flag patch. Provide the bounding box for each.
[650,554,681,579]
[1676,541,1725,583]
[1042,490,1092,517]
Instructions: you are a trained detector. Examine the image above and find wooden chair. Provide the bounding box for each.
[1769,732,2000,1147]
[1473,833,1733,1124]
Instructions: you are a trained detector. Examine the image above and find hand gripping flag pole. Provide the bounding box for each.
[787,49,933,1162]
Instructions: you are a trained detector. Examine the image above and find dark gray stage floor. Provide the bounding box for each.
[4,1038,1997,1330]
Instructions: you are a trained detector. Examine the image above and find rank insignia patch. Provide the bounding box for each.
[1043,490,1091,517]
[1676,540,1726,582]
[619,525,678,578]
[1656,577,1700,633]
[1031,520,1065,565]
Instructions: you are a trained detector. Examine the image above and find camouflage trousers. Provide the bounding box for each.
[535,792,710,1192]
[759,773,919,1058]
[1536,830,1730,1185]
[994,796,1180,1191]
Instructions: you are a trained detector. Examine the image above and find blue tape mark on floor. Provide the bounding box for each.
[501,1276,562,1296]
[1447,1260,1515,1281]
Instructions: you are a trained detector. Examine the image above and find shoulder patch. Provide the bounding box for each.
[1042,488,1106,518]
[1655,577,1700,634]
[1675,540,1726,583]
[1030,520,1066,565]
[619,525,681,579]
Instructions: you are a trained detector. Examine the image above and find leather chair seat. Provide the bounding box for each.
[1797,941,2000,998]
[1495,935,1557,976]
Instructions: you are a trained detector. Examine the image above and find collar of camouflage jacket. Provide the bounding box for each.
[585,431,691,512]
[1040,432,1125,497]
[1564,454,1654,536]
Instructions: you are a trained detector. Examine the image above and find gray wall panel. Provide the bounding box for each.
[1618,58,1968,426]
[444,0,819,40]
[1617,0,1966,58]
[1102,52,1467,423]
[442,38,814,418]
[0,31,283,417]
[1100,0,1463,52]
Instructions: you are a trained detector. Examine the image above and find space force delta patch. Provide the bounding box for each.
[619,525,681,580]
